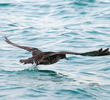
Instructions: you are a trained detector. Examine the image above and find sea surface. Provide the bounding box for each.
[0,0,110,100]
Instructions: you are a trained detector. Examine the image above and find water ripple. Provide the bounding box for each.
[0,0,110,100]
[0,3,15,7]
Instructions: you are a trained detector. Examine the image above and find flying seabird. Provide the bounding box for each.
[5,37,110,65]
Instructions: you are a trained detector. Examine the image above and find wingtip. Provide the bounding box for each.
[3,35,8,40]
[99,48,103,52]
[4,36,11,44]
[104,48,109,52]
[4,36,8,42]
[4,36,7,40]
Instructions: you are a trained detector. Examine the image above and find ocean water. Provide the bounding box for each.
[0,0,110,100]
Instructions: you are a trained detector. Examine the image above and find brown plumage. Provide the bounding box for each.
[5,37,110,65]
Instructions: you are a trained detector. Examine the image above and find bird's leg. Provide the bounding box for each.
[20,57,34,64]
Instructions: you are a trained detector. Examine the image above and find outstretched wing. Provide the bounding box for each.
[43,51,81,58]
[5,37,42,52]
[80,48,110,56]
[44,48,110,58]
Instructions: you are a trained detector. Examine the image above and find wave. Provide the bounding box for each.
[0,66,65,78]
[0,3,16,7]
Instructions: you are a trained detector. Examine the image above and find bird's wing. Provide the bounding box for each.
[44,48,110,58]
[43,51,81,58]
[5,37,41,52]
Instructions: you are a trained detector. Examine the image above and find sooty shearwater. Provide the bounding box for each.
[5,37,110,65]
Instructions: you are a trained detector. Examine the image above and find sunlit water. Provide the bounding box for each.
[0,0,110,100]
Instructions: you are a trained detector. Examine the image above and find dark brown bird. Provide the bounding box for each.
[5,37,110,65]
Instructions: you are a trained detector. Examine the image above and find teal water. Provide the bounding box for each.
[0,0,110,100]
